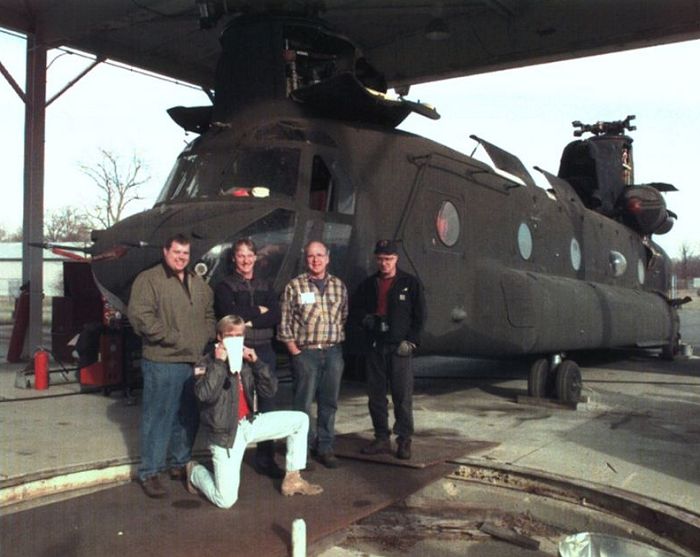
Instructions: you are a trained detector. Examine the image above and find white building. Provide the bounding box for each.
[0,242,89,298]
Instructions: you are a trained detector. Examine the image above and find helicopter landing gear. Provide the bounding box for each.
[527,358,554,399]
[527,355,582,404]
[554,360,582,404]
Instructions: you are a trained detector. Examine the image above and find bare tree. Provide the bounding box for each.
[44,206,93,242]
[0,224,23,242]
[671,242,700,289]
[80,149,149,228]
[679,242,693,283]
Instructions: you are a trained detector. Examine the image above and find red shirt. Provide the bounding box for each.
[376,276,395,316]
[237,376,251,421]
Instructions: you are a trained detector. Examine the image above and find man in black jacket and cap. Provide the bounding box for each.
[349,240,426,460]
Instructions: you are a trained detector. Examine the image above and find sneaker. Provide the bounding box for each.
[316,451,339,469]
[361,437,392,455]
[396,438,412,460]
[185,461,198,495]
[141,475,168,498]
[281,471,323,497]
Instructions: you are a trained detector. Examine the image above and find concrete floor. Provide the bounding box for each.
[1,310,698,556]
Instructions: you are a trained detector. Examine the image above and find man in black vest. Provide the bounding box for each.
[349,240,426,460]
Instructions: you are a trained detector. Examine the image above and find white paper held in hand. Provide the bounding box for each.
[222,336,244,373]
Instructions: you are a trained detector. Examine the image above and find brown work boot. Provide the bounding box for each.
[361,437,392,455]
[185,461,198,495]
[281,471,323,497]
[396,437,412,460]
[140,475,168,499]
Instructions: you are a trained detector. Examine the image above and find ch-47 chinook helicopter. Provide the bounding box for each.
[87,12,684,404]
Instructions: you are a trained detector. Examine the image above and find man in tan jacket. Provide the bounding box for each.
[128,233,215,498]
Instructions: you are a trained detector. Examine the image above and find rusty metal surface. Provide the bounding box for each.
[0,452,452,557]
[333,431,498,469]
[448,461,700,555]
[331,470,696,557]
[339,502,562,556]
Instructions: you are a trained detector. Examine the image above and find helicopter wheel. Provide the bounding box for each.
[528,358,553,399]
[661,340,680,361]
[554,360,582,404]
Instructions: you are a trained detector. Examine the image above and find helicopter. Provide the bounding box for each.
[86,13,684,404]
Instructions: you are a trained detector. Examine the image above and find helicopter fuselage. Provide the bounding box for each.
[90,99,676,359]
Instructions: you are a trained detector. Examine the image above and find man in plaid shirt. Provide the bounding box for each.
[278,240,348,468]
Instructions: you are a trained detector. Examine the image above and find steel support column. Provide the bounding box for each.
[22,32,46,358]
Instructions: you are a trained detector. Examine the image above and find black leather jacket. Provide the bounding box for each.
[349,268,426,348]
[194,351,277,449]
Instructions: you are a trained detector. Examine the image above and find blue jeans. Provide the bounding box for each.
[138,359,199,481]
[291,344,344,454]
[190,411,308,509]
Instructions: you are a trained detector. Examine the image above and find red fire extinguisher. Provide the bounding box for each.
[34,348,49,390]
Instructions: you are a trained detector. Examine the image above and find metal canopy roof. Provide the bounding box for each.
[1,1,700,90]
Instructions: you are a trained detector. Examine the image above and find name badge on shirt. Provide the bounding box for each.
[300,292,316,304]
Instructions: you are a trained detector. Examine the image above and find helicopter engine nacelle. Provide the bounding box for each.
[620,185,674,235]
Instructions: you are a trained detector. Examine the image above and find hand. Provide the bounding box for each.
[361,314,376,331]
[396,340,416,357]
[286,341,302,356]
[243,346,257,363]
[214,342,227,361]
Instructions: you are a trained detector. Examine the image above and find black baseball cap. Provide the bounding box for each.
[374,239,399,255]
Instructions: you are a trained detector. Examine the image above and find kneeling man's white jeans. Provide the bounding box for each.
[190,410,309,508]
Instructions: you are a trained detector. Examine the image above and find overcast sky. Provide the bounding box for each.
[1,29,698,258]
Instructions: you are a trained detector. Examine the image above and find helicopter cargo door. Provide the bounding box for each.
[400,164,469,351]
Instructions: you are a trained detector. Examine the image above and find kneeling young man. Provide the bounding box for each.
[186,315,322,508]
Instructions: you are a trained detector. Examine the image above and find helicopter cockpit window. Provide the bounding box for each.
[219,147,300,198]
[157,147,300,203]
[436,201,460,247]
[156,151,226,204]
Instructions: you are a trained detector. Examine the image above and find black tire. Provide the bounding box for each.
[555,360,582,403]
[662,340,679,361]
[528,358,551,398]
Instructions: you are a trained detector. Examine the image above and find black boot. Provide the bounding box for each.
[396,437,412,460]
[255,440,285,478]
